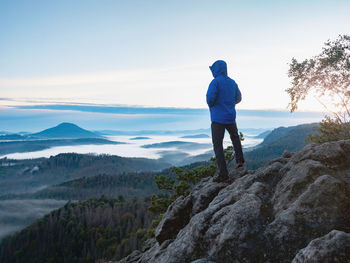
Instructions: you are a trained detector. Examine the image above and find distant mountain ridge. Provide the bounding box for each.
[259,123,317,146]
[242,123,318,169]
[32,122,101,139]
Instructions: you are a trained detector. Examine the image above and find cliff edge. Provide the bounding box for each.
[116,140,350,263]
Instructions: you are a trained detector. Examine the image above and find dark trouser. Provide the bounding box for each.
[211,121,244,177]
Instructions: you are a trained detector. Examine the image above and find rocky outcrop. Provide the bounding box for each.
[116,140,350,263]
[155,176,229,244]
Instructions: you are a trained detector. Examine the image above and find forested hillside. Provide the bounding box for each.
[0,153,171,195]
[243,123,317,169]
[0,196,155,263]
[1,161,207,202]
[1,172,160,201]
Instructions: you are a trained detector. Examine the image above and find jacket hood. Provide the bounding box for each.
[209,60,227,78]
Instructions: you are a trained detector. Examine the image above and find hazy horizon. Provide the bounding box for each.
[0,100,324,133]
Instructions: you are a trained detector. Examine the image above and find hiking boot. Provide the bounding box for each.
[225,177,233,184]
[236,163,244,169]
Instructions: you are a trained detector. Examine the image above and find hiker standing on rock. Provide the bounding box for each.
[206,60,245,183]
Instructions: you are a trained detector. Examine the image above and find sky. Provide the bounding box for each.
[0,0,349,131]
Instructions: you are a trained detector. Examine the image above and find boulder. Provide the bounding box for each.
[292,230,350,262]
[155,177,228,244]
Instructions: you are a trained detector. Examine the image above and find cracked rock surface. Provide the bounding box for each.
[292,230,350,263]
[116,140,350,263]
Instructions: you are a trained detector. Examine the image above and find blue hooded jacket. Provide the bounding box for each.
[206,60,242,124]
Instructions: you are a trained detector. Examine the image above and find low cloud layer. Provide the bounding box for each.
[0,199,67,241]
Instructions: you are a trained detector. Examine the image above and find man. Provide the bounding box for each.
[206,60,245,183]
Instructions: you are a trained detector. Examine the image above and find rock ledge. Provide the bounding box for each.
[117,140,350,263]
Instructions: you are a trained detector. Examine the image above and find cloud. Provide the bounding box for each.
[0,62,328,111]
[0,64,205,88]
[14,104,207,115]
[0,64,211,108]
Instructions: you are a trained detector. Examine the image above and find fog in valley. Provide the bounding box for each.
[0,199,67,241]
[1,135,263,160]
